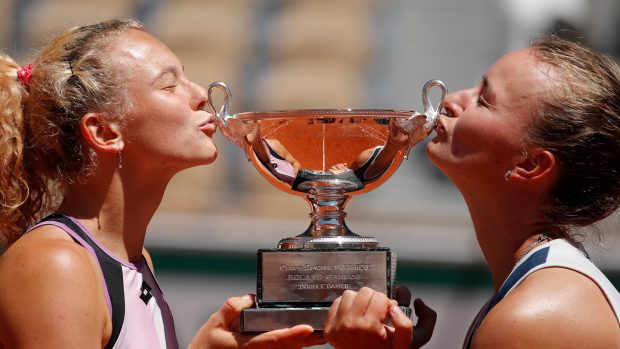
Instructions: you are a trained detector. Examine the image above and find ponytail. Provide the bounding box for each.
[0,54,41,247]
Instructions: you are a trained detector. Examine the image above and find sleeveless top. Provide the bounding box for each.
[463,239,620,348]
[353,146,389,182]
[263,139,296,184]
[29,213,179,349]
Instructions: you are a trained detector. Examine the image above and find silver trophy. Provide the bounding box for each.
[207,80,447,331]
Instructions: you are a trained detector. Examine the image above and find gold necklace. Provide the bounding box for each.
[516,234,550,263]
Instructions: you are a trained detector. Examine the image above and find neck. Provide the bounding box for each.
[459,185,552,291]
[59,166,173,263]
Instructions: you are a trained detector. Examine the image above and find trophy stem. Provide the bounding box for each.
[306,186,348,237]
[278,181,379,249]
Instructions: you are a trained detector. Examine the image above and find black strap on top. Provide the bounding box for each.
[263,139,286,160]
[41,213,125,349]
[353,146,385,181]
[463,246,550,349]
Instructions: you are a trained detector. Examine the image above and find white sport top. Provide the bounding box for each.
[464,238,620,348]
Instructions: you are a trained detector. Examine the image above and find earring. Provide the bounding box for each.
[117,150,123,169]
[504,170,512,182]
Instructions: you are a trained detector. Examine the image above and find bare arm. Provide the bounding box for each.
[265,139,301,173]
[354,121,410,180]
[473,268,620,349]
[0,229,109,349]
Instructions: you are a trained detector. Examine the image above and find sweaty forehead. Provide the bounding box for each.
[488,49,556,113]
[105,30,176,81]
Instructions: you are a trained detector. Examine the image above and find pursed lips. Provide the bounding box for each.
[430,118,447,142]
[198,114,216,134]
[435,118,447,134]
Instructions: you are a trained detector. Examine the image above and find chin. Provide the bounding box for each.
[425,143,439,162]
[204,152,217,165]
[202,147,218,165]
[425,145,451,173]
[183,149,217,167]
[200,142,218,161]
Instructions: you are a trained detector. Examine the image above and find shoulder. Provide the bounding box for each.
[0,225,105,306]
[143,246,155,271]
[264,138,281,147]
[0,225,97,277]
[0,226,109,346]
[473,267,620,349]
[264,138,285,154]
[352,147,379,167]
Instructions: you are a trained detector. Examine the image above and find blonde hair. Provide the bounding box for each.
[0,19,143,247]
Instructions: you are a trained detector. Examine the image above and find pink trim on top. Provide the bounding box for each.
[27,220,113,317]
[63,215,147,270]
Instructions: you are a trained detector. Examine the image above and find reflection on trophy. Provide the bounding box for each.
[207,80,447,331]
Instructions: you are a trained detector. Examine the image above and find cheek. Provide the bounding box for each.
[452,112,519,155]
[125,117,187,154]
[449,119,486,158]
[441,118,517,173]
[138,124,180,147]
[136,107,188,135]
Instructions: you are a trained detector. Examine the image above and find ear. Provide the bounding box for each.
[511,149,556,181]
[79,113,124,153]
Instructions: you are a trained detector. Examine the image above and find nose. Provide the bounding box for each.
[190,80,208,111]
[441,87,476,118]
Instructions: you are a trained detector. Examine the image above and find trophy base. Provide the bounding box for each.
[257,248,395,306]
[240,306,412,332]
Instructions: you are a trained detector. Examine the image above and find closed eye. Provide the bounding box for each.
[477,94,491,109]
[440,104,455,117]
[477,75,496,110]
[163,84,178,91]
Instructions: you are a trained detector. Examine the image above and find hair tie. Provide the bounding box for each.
[16,64,34,91]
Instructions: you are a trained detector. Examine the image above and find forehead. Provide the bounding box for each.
[105,30,179,80]
[486,49,556,115]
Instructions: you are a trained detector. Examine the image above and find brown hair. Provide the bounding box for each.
[526,36,620,238]
[0,19,143,247]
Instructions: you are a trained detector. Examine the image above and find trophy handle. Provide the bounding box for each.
[207,82,253,149]
[421,79,448,131]
[399,79,448,159]
[207,81,233,127]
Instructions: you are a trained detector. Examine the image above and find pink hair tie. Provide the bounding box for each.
[16,64,34,91]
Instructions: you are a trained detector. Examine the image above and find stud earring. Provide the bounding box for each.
[504,170,512,182]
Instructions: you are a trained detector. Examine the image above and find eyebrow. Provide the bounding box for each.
[150,65,178,85]
[481,75,497,101]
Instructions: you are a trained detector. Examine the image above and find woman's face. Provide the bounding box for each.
[107,30,217,174]
[426,48,554,187]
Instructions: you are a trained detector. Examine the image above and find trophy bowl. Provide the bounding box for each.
[207,80,447,331]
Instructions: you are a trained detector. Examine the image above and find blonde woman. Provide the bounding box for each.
[0,19,322,349]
